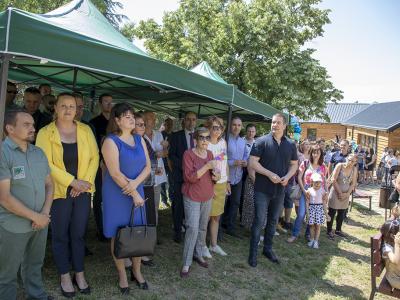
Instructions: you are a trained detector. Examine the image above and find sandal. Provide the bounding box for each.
[327,232,335,240]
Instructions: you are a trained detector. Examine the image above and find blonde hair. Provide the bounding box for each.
[204,116,224,140]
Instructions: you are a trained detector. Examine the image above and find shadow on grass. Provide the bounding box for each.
[29,203,377,300]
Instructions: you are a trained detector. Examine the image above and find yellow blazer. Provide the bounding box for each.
[36,121,99,199]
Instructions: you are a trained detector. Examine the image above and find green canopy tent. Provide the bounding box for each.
[0,0,282,150]
[190,61,283,122]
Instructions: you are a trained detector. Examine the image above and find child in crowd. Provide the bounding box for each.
[306,173,330,249]
[381,219,400,289]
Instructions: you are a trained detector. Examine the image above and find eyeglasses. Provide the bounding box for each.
[198,135,211,141]
[7,90,17,94]
[212,125,222,131]
[136,123,145,128]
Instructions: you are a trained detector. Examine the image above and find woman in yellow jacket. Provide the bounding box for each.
[36,92,99,298]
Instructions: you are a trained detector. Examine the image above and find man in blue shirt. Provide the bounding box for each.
[248,113,298,267]
[223,117,249,238]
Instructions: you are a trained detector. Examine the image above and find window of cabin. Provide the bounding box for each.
[358,134,376,150]
[307,128,317,141]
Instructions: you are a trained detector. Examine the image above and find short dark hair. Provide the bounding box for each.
[184,111,197,118]
[99,93,112,103]
[134,112,144,119]
[24,87,40,95]
[7,81,16,87]
[272,113,287,124]
[232,116,242,122]
[107,103,135,135]
[72,92,83,100]
[4,108,28,135]
[38,83,51,89]
[316,138,325,144]
[246,123,256,131]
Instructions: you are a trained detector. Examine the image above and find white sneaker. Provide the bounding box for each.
[202,246,212,258]
[307,240,314,248]
[313,241,319,249]
[209,245,227,256]
[274,231,280,236]
[260,235,265,242]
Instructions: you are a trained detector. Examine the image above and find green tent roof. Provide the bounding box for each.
[0,0,281,121]
[190,61,227,84]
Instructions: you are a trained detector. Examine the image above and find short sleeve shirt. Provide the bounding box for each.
[330,151,348,168]
[250,133,298,196]
[0,137,50,233]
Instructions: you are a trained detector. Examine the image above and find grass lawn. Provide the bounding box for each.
[37,201,394,300]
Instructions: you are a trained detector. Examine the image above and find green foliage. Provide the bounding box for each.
[122,0,343,120]
[0,0,126,28]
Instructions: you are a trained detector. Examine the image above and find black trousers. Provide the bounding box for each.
[51,192,91,274]
[172,181,184,235]
[93,168,104,237]
[223,181,242,232]
[327,208,346,233]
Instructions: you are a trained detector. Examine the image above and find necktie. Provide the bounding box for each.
[189,132,195,149]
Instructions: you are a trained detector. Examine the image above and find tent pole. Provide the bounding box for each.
[72,67,78,91]
[225,104,233,143]
[0,54,11,153]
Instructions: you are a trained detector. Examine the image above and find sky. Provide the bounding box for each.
[117,0,400,103]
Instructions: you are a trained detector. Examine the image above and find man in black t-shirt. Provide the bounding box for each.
[328,139,350,177]
[89,93,113,241]
[248,113,298,267]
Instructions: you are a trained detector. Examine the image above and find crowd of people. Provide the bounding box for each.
[1,82,398,299]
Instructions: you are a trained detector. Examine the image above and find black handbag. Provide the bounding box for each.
[114,205,157,259]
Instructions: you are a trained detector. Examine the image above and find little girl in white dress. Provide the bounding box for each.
[306,173,330,249]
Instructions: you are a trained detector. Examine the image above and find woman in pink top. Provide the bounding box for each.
[288,145,327,243]
[180,127,219,278]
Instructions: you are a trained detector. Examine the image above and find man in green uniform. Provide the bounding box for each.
[0,108,54,300]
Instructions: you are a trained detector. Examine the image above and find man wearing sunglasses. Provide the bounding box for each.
[5,81,20,112]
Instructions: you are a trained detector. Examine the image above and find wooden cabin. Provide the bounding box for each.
[300,103,369,142]
[342,101,400,160]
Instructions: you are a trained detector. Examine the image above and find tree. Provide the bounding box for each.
[122,0,342,120]
[0,0,126,29]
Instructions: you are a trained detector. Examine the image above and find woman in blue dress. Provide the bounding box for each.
[101,103,151,294]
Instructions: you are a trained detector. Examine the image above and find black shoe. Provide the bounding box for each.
[60,285,75,298]
[225,230,242,239]
[262,249,280,264]
[335,230,346,238]
[118,283,130,296]
[85,246,93,256]
[283,222,292,231]
[141,259,155,267]
[173,232,182,243]
[47,296,54,300]
[248,254,257,267]
[130,270,149,290]
[72,276,91,294]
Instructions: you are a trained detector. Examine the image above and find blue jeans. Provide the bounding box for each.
[249,191,284,254]
[291,191,310,238]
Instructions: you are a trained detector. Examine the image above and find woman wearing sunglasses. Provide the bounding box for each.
[204,116,229,257]
[180,127,219,277]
